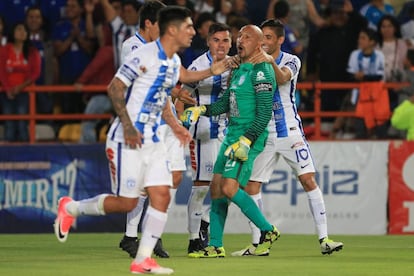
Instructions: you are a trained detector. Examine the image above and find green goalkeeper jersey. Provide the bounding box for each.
[206,62,276,150]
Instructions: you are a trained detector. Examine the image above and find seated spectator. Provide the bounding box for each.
[52,0,95,117]
[347,27,388,139]
[359,0,395,31]
[0,22,41,142]
[391,49,414,141]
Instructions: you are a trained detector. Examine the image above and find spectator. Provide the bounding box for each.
[0,22,41,142]
[25,6,56,119]
[215,0,232,24]
[397,0,414,25]
[0,15,7,46]
[180,12,216,67]
[391,49,414,141]
[307,1,367,113]
[376,15,407,110]
[400,5,414,48]
[273,0,304,57]
[52,0,95,117]
[0,0,37,29]
[164,0,195,17]
[266,0,326,55]
[40,0,67,36]
[347,27,388,139]
[226,0,249,25]
[99,0,140,69]
[359,0,394,31]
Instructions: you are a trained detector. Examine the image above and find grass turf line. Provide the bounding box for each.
[0,233,413,275]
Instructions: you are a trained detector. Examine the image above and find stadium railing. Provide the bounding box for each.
[0,82,408,143]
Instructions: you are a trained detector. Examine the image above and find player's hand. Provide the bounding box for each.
[172,87,196,105]
[172,124,192,146]
[179,105,206,128]
[123,123,143,149]
[224,136,251,161]
[250,48,273,64]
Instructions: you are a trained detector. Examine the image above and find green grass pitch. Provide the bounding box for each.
[1,233,413,275]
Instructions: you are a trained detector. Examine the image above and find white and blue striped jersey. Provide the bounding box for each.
[120,31,147,65]
[111,16,139,68]
[185,51,229,140]
[268,51,303,138]
[107,39,181,144]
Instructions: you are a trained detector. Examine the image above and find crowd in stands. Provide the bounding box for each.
[0,0,413,142]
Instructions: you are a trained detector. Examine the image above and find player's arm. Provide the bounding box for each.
[243,64,275,144]
[107,77,142,148]
[179,56,234,83]
[162,100,192,146]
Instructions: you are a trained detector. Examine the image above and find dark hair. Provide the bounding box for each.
[360,27,378,43]
[195,12,216,30]
[208,22,231,37]
[8,22,32,60]
[407,49,414,65]
[158,6,192,36]
[123,0,142,12]
[260,19,285,37]
[273,0,290,19]
[227,16,250,30]
[139,0,165,28]
[377,14,401,47]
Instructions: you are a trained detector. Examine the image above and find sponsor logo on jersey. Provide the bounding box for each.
[254,82,273,92]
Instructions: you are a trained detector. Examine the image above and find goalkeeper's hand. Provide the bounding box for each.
[179,105,206,128]
[224,136,251,161]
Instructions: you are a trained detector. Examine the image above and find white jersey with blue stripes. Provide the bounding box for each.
[269,51,303,138]
[108,39,181,144]
[185,51,229,140]
[120,32,147,65]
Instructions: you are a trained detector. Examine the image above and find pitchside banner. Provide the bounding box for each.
[0,144,124,233]
[388,141,414,234]
[167,141,389,235]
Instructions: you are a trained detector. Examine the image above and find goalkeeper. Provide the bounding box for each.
[180,24,280,258]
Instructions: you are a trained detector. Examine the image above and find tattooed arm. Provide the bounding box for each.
[107,77,143,148]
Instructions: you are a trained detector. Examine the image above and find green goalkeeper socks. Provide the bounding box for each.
[209,197,228,248]
[231,189,272,232]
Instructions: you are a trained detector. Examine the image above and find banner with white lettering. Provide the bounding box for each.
[388,141,414,234]
[0,144,124,233]
[167,141,389,235]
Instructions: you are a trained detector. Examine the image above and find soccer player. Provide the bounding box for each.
[231,19,343,257]
[54,6,196,274]
[180,24,280,258]
[117,1,233,260]
[182,22,232,255]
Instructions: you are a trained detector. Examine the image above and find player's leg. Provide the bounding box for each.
[54,140,141,243]
[130,144,173,274]
[187,139,218,253]
[283,135,343,254]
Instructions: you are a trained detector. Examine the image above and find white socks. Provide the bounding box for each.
[125,194,147,238]
[307,187,328,240]
[135,206,167,262]
[248,193,263,244]
[187,186,209,239]
[67,194,108,217]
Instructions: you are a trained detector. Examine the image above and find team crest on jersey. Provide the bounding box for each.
[126,178,137,189]
[238,75,246,85]
[205,162,214,173]
[256,71,265,81]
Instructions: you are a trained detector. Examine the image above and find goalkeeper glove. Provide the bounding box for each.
[224,136,252,161]
[179,105,206,128]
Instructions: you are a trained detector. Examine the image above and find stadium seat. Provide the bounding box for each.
[58,123,81,142]
[35,124,55,141]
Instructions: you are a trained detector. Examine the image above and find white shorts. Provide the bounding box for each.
[106,139,172,198]
[157,124,186,171]
[189,138,221,181]
[250,134,315,183]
